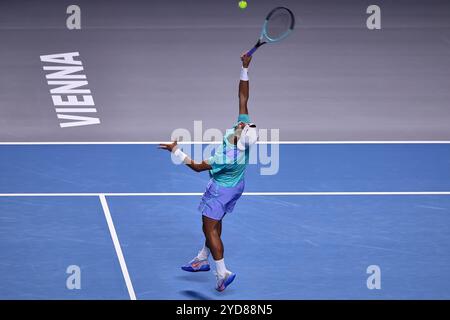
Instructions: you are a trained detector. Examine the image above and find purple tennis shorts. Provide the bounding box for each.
[198,179,245,221]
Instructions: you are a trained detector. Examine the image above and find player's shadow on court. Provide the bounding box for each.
[176,274,210,283]
[177,274,213,300]
[179,290,212,300]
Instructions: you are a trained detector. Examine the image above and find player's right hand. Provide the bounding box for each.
[241,52,252,68]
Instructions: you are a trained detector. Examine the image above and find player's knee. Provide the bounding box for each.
[203,226,218,239]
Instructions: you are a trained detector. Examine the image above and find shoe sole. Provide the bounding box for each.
[181,265,211,272]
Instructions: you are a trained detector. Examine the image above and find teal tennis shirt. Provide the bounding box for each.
[207,114,251,187]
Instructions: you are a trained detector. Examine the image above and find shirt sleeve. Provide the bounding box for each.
[237,114,251,124]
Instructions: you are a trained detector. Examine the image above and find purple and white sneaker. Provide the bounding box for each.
[215,271,236,292]
[181,257,210,272]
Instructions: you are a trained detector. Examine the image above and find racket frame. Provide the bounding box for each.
[246,6,295,57]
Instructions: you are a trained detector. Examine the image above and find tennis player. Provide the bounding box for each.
[159,53,258,292]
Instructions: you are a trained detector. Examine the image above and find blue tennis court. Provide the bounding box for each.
[1,143,449,299]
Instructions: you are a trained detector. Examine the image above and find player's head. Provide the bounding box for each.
[235,122,258,151]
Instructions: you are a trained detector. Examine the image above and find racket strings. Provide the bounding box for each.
[265,10,293,41]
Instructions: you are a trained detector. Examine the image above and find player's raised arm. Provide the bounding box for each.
[238,54,252,115]
[158,141,211,172]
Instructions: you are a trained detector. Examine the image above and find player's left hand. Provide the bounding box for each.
[158,140,178,152]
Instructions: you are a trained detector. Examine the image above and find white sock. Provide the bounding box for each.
[196,244,210,260]
[215,258,227,278]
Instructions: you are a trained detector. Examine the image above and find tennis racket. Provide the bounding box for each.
[246,6,295,57]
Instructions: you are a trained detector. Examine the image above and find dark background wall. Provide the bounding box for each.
[1,0,449,141]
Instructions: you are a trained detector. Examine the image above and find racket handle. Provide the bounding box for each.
[246,46,258,57]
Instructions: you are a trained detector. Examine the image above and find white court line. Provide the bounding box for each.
[1,191,450,197]
[99,194,137,300]
[1,141,450,145]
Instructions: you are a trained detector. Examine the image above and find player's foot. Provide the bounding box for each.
[181,257,211,272]
[215,271,236,292]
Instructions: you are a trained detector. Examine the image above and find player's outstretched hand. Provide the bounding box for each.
[241,52,252,68]
[158,140,178,152]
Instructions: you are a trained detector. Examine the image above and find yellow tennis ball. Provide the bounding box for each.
[238,1,247,9]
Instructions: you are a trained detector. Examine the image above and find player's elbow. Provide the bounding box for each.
[192,163,206,173]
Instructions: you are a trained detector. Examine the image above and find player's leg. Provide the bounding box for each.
[218,219,222,237]
[202,215,223,260]
[181,216,227,275]
[202,215,235,291]
[180,216,213,273]
[197,220,221,257]
[192,219,221,264]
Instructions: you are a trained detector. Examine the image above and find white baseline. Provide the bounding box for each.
[1,191,450,197]
[1,141,450,145]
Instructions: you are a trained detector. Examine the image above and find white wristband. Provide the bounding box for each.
[240,67,249,81]
[173,148,187,162]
